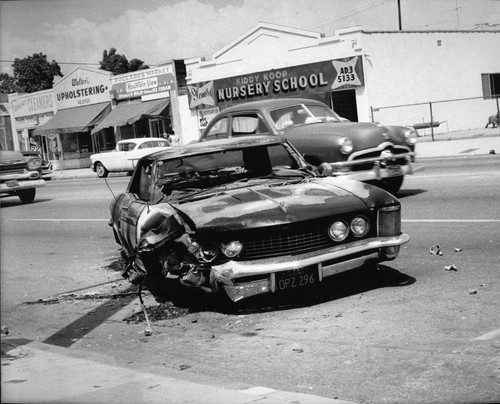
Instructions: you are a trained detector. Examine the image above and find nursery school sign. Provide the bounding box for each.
[187,57,364,109]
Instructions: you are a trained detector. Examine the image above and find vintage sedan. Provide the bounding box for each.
[1,146,45,204]
[110,136,409,303]
[199,98,423,193]
[90,137,171,178]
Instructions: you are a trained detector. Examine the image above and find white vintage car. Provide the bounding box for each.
[90,138,171,178]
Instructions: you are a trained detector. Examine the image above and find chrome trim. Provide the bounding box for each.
[0,179,45,193]
[212,234,409,281]
[347,142,413,161]
[331,151,416,167]
[328,163,424,182]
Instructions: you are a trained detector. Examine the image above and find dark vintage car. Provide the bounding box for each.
[0,146,45,204]
[110,136,409,303]
[199,98,423,194]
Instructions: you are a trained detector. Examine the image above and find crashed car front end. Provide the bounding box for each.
[110,137,410,303]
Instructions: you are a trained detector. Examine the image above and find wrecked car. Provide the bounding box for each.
[110,136,409,302]
[199,98,423,194]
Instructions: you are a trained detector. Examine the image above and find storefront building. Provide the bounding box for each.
[8,89,57,159]
[91,61,187,148]
[34,67,112,169]
[185,22,500,141]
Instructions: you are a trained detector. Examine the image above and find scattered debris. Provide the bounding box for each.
[430,244,443,256]
[469,289,478,295]
[1,326,9,335]
[454,248,462,252]
[179,364,191,371]
[444,264,458,271]
[292,348,304,353]
[489,149,496,154]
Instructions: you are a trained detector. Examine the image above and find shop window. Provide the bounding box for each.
[150,117,172,138]
[482,73,500,98]
[135,119,149,138]
[61,132,92,159]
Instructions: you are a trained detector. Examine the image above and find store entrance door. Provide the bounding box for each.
[331,89,358,122]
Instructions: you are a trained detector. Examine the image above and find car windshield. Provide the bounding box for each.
[270,104,342,130]
[150,143,307,202]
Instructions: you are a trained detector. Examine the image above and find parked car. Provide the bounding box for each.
[0,145,45,204]
[22,151,53,180]
[90,137,171,178]
[199,98,423,194]
[110,136,409,303]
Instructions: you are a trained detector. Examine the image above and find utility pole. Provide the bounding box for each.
[398,0,402,30]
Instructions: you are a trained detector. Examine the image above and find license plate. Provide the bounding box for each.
[6,180,19,188]
[387,165,403,177]
[275,266,318,291]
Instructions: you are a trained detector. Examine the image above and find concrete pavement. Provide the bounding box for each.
[1,338,352,404]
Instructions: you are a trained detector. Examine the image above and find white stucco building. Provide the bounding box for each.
[183,22,500,144]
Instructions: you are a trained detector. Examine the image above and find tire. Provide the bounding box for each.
[96,162,109,178]
[18,188,36,204]
[380,175,404,195]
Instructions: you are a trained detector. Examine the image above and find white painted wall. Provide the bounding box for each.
[363,31,500,132]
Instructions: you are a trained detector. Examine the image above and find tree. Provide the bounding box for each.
[99,48,149,75]
[0,73,19,94]
[12,53,63,93]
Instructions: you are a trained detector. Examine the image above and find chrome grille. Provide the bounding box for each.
[242,227,331,259]
[351,146,409,171]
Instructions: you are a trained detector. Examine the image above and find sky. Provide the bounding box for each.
[1,0,499,76]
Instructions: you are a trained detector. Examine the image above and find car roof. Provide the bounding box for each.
[220,98,326,113]
[146,136,287,160]
[117,137,168,144]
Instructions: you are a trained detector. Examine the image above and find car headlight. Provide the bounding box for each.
[26,157,42,170]
[404,129,418,146]
[350,216,369,237]
[221,240,243,258]
[338,137,353,155]
[328,221,349,241]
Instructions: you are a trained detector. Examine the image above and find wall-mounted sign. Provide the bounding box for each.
[196,107,220,129]
[54,67,111,110]
[111,65,175,101]
[10,90,55,118]
[187,56,364,109]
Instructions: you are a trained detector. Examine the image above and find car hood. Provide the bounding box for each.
[0,150,25,165]
[283,122,406,149]
[172,178,375,231]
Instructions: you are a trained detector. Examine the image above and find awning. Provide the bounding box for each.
[91,98,171,134]
[33,102,111,136]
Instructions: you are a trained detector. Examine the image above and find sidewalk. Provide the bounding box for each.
[47,128,500,181]
[1,338,353,404]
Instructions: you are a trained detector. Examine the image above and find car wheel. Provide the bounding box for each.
[18,188,36,204]
[96,162,109,178]
[381,175,404,194]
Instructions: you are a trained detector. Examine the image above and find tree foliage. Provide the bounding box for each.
[100,48,149,75]
[12,53,63,93]
[0,73,19,94]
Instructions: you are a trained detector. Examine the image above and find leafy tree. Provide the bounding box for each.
[100,48,149,75]
[12,53,63,93]
[0,73,19,94]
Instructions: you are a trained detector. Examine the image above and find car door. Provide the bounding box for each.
[106,142,136,171]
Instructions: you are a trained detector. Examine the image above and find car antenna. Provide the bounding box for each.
[104,178,116,199]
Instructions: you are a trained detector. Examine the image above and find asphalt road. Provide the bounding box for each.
[1,155,499,404]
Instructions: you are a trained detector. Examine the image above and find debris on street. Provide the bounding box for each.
[430,244,443,256]
[444,264,458,271]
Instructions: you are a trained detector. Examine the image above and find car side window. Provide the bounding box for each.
[118,142,135,151]
[204,117,229,140]
[232,114,268,136]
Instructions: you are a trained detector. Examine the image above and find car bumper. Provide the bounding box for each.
[0,178,46,193]
[211,233,410,302]
[327,155,424,182]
